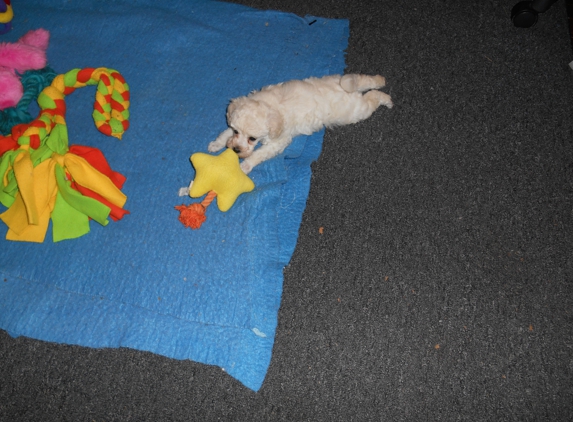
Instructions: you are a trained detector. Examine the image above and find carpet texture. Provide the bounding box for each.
[0,0,348,391]
[1,0,572,420]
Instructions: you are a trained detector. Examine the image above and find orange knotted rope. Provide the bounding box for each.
[175,190,217,230]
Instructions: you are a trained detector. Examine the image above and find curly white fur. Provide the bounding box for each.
[208,74,393,173]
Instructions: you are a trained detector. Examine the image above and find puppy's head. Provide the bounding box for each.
[225,97,284,158]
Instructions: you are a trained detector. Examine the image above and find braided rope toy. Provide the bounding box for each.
[0,67,130,242]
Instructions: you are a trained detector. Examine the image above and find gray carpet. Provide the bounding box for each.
[1,0,572,420]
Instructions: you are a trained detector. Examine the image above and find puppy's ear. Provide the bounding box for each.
[267,108,284,139]
[226,99,238,123]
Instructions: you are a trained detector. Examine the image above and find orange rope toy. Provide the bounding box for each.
[175,190,217,230]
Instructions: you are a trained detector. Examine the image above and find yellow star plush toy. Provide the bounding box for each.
[189,149,255,212]
[175,149,255,230]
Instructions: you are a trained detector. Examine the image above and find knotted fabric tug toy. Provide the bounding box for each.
[0,67,131,242]
[175,149,255,230]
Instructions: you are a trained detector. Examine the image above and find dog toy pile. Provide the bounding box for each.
[175,149,255,229]
[0,67,131,242]
[1,67,57,135]
[0,29,50,109]
[0,0,12,34]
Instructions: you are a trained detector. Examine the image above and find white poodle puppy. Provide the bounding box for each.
[208,74,393,174]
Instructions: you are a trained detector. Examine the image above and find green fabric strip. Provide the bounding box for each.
[54,164,110,227]
[51,190,90,242]
[45,123,69,156]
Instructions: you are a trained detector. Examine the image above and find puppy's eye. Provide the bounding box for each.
[232,129,238,135]
[248,137,257,142]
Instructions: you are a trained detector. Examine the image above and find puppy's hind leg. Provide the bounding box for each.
[340,74,386,93]
[363,89,393,109]
[343,90,394,125]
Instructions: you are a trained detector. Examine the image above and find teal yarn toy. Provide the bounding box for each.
[0,66,57,136]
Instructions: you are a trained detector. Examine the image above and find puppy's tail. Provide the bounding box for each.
[340,74,386,93]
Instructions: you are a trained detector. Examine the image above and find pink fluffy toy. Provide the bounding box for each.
[0,28,50,110]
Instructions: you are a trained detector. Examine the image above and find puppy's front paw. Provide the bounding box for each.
[208,140,225,153]
[240,160,253,174]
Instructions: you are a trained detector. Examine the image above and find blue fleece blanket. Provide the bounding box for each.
[0,0,348,391]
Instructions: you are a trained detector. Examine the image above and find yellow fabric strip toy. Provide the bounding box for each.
[0,67,131,242]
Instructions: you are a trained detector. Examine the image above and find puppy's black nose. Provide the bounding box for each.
[232,147,242,154]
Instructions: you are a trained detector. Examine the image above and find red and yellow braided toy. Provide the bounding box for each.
[0,67,130,242]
